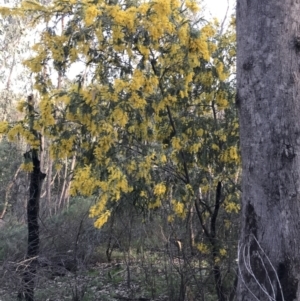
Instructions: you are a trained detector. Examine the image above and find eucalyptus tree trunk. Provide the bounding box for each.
[237,0,300,300]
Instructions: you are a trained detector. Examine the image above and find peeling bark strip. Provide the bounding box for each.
[237,0,300,300]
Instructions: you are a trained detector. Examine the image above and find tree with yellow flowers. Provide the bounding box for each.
[0,0,238,300]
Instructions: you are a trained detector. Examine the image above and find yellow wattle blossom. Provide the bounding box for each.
[114,7,136,31]
[160,154,167,163]
[70,165,99,196]
[185,0,200,13]
[16,101,26,113]
[224,202,240,214]
[94,210,111,228]
[216,98,229,109]
[154,183,167,196]
[197,129,204,137]
[127,160,136,173]
[130,92,147,110]
[0,121,9,134]
[214,257,221,264]
[219,135,227,142]
[224,219,231,229]
[140,190,147,197]
[55,163,63,171]
[229,146,239,160]
[211,144,219,151]
[85,5,98,26]
[149,198,161,209]
[139,3,149,15]
[7,124,23,142]
[172,137,182,150]
[112,107,128,127]
[216,62,228,81]
[69,48,78,63]
[171,199,186,218]
[167,215,175,223]
[189,143,201,153]
[197,243,210,254]
[21,162,34,172]
[220,146,240,163]
[39,98,56,126]
[153,0,171,17]
[219,248,227,257]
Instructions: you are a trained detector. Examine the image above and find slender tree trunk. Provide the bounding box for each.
[186,204,195,255]
[58,154,76,210]
[237,1,300,300]
[0,166,21,219]
[58,157,67,211]
[65,154,76,208]
[46,156,53,214]
[19,95,46,301]
[20,151,46,301]
[195,182,226,301]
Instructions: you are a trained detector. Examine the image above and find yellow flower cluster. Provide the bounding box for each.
[69,48,78,63]
[220,146,240,163]
[130,92,147,110]
[189,37,210,61]
[185,0,199,12]
[111,107,128,127]
[172,137,182,150]
[85,5,98,26]
[219,248,227,257]
[21,162,34,172]
[224,202,240,214]
[189,143,201,154]
[94,136,113,162]
[130,69,145,91]
[153,183,167,196]
[16,100,26,113]
[70,165,99,196]
[110,6,136,31]
[94,210,111,229]
[167,215,175,223]
[216,62,228,81]
[148,198,161,209]
[153,0,171,16]
[39,98,56,126]
[0,121,9,134]
[7,124,40,149]
[108,166,132,200]
[171,199,186,218]
[197,243,210,254]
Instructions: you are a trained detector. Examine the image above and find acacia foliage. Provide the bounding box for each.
[0,0,238,243]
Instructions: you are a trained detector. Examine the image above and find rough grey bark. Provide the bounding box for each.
[237,0,300,300]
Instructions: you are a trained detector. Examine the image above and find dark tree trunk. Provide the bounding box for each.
[18,95,46,301]
[195,182,226,301]
[20,150,46,301]
[237,0,300,300]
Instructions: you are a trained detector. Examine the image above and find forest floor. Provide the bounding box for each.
[0,254,177,301]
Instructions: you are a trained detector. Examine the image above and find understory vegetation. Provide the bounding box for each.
[0,195,239,301]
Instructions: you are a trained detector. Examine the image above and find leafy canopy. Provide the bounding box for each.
[0,0,239,235]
